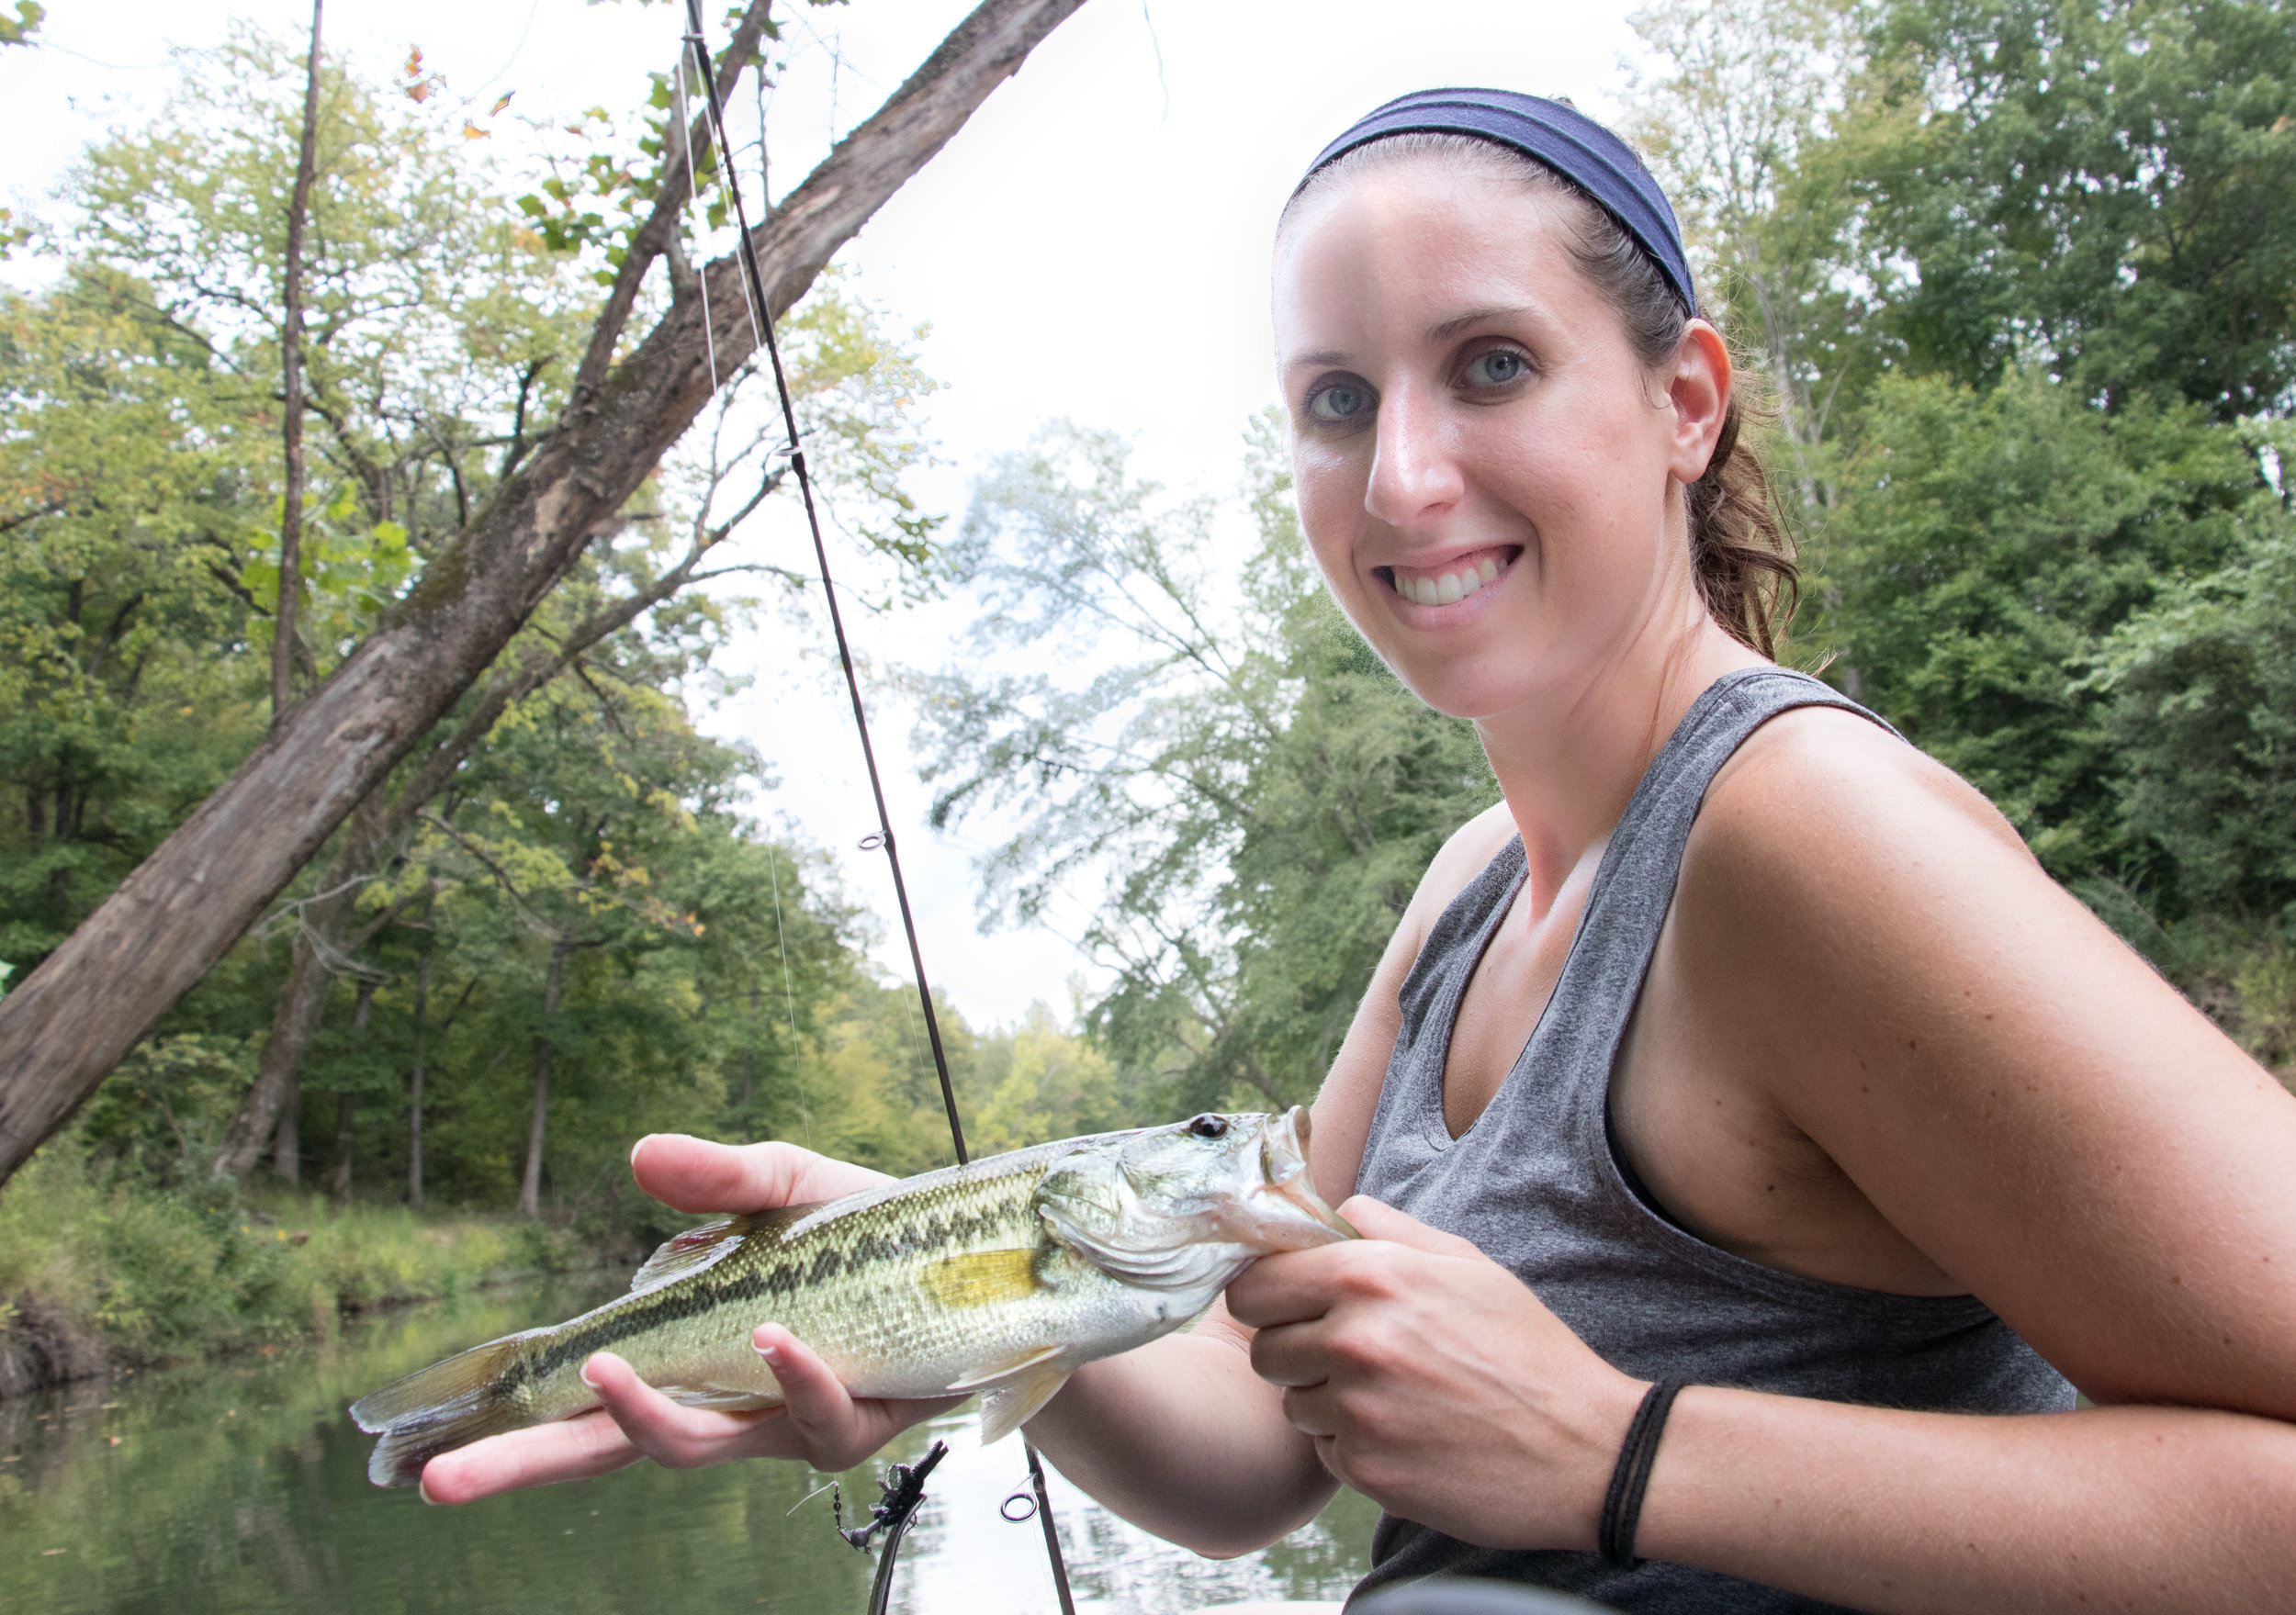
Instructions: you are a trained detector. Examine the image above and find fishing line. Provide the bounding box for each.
[672,61,723,394]
[676,8,1075,1611]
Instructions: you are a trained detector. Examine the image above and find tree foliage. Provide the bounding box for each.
[914,416,1496,1114]
[0,21,1075,1214]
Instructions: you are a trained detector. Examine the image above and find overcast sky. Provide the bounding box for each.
[1,0,1649,1029]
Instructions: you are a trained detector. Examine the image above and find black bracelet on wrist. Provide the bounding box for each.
[1597,1379,1684,1569]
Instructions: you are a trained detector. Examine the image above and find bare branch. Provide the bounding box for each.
[567,0,779,412]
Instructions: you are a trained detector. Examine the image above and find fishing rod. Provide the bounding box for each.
[838,1441,951,1615]
[674,9,1078,1613]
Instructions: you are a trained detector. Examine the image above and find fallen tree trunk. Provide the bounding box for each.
[0,0,1087,1187]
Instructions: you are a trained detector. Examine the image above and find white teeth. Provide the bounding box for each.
[1394,554,1510,607]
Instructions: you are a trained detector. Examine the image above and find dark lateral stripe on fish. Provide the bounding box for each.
[504,1192,1034,1389]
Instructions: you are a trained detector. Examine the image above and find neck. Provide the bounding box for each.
[1475,599,1762,922]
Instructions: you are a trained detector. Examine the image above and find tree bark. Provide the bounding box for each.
[328,974,373,1200]
[272,1070,300,1183]
[518,937,570,1219]
[275,0,323,727]
[0,0,1086,1189]
[220,880,355,1181]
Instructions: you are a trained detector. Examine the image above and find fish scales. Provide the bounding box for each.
[521,1146,1081,1410]
[352,1111,1354,1488]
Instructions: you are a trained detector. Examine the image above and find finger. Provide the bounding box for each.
[755,1327,964,1469]
[419,1408,640,1504]
[631,1134,891,1215]
[1337,1195,1486,1259]
[1225,1242,1358,1329]
[1280,1382,1342,1441]
[1247,1316,1335,1389]
[580,1350,770,1466]
[752,1326,859,1431]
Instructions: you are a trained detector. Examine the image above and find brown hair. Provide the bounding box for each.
[1283,133,1799,658]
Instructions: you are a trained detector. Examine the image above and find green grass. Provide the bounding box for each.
[0,1144,570,1385]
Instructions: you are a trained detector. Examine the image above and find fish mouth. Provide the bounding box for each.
[1254,1106,1356,1247]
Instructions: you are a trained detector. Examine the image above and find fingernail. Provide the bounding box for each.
[418,1476,439,1506]
[630,1135,656,1168]
[580,1363,602,1390]
[756,1341,781,1365]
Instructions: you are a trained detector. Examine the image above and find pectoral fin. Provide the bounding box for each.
[918,1247,1043,1309]
[945,1342,1063,1394]
[978,1360,1072,1445]
[942,1344,1072,1444]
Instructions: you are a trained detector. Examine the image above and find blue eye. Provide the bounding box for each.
[1308,381,1372,422]
[1466,350,1529,387]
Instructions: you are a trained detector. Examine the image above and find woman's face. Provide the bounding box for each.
[1273,157,1723,723]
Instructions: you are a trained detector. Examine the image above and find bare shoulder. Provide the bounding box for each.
[1307,798,1518,1203]
[1414,798,1522,915]
[1701,701,2026,860]
[1672,702,2296,1414]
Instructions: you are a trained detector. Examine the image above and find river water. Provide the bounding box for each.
[0,1282,1378,1615]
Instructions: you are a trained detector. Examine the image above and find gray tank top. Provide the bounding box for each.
[1350,667,2074,1613]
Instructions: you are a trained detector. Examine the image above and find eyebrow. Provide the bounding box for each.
[1426,304,1535,342]
[1282,302,1540,372]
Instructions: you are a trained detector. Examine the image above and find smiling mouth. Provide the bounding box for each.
[1377,546,1519,608]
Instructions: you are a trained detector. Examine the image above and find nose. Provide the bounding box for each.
[1364,383,1464,530]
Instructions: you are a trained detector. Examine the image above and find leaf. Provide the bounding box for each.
[0,1,44,47]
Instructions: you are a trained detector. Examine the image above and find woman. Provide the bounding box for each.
[423,92,2296,1612]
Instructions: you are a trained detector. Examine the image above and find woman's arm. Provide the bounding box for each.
[1237,712,2296,1610]
[1022,1302,1338,1556]
[1643,1388,2296,1611]
[1642,712,2296,1608]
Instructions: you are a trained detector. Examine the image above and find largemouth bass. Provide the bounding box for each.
[351,1108,1351,1487]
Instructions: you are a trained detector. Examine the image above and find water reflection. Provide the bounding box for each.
[0,1283,1375,1614]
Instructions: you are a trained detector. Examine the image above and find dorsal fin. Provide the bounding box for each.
[626,1203,822,1295]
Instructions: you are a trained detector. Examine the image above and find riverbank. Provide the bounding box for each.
[0,1145,602,1399]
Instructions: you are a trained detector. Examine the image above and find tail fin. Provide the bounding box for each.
[349,1327,551,1488]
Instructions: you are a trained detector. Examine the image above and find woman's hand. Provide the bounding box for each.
[1226,1195,1644,1550]
[415,1134,964,1504]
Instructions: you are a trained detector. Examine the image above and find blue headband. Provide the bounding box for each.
[1299,87,1696,315]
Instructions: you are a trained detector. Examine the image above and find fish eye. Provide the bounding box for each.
[1187,1115,1229,1139]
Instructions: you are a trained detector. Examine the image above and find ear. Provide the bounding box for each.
[1666,320,1733,486]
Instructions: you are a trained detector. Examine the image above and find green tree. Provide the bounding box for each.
[0,0,1085,1188]
[1627,0,1881,481]
[1800,367,2256,875]
[0,274,273,965]
[1847,0,2296,416]
[964,1002,1125,1154]
[2092,481,2296,925]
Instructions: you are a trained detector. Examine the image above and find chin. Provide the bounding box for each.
[1381,650,1541,723]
